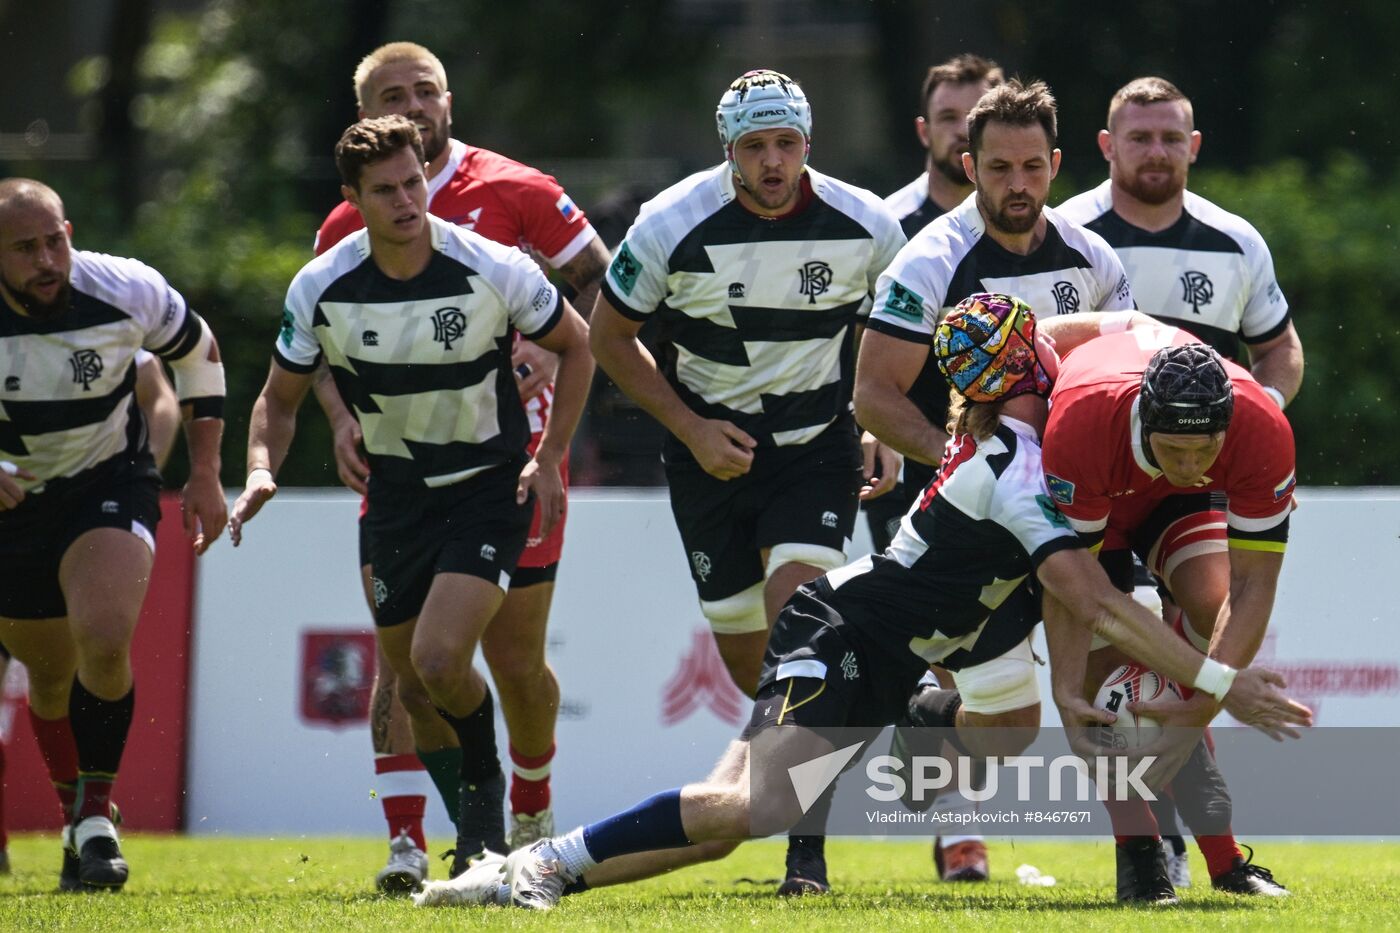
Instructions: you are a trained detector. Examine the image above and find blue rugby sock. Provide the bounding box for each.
[578,789,692,865]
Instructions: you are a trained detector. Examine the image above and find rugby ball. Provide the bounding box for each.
[1092,664,1177,750]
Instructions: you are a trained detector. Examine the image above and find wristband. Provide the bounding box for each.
[1193,658,1238,702]
[247,468,274,487]
[1262,386,1286,410]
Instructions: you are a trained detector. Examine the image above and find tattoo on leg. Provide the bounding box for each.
[370,683,393,754]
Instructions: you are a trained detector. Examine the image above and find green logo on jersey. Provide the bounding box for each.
[1036,494,1071,529]
[610,243,643,296]
[883,280,926,323]
[279,307,295,348]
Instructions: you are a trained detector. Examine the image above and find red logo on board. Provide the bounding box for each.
[299,631,376,726]
[661,627,747,726]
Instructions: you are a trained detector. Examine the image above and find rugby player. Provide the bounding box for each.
[228,117,592,884]
[311,42,610,890]
[587,68,905,894]
[0,178,227,891]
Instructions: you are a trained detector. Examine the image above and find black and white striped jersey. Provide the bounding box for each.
[867,193,1134,419]
[275,215,562,489]
[1056,180,1289,361]
[601,165,905,455]
[822,416,1082,666]
[884,172,946,240]
[0,251,200,491]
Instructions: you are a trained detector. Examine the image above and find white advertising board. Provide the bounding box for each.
[187,488,1400,834]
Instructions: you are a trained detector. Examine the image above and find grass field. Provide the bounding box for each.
[1,835,1397,930]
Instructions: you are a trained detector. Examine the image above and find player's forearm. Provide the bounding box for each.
[146,393,181,470]
[853,380,947,465]
[592,331,706,444]
[1042,593,1094,703]
[1042,550,1214,690]
[310,360,355,431]
[532,338,594,464]
[183,417,223,481]
[1208,550,1284,667]
[1037,310,1156,355]
[559,239,610,323]
[1248,338,1304,407]
[245,393,297,477]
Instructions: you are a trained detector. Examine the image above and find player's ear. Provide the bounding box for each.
[341,184,360,210]
[915,115,930,148]
[1049,148,1062,179]
[64,219,74,241]
[961,151,976,184]
[1097,129,1113,162]
[1188,129,1202,164]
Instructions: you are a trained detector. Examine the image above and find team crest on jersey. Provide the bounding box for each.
[610,243,642,296]
[431,306,467,350]
[821,510,839,528]
[1273,470,1297,501]
[840,651,859,681]
[3,376,18,392]
[691,550,712,582]
[728,282,746,299]
[1035,494,1070,529]
[797,260,833,305]
[361,330,379,347]
[1052,281,1080,315]
[883,280,925,323]
[1045,473,1075,505]
[69,350,103,391]
[1180,271,1214,314]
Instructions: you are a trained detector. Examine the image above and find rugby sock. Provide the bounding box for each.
[374,753,429,852]
[417,746,463,826]
[1198,834,1245,879]
[438,688,502,783]
[27,709,79,820]
[510,742,555,817]
[68,677,134,821]
[579,789,691,866]
[440,689,506,853]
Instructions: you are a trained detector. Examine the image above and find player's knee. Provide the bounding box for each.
[71,626,133,671]
[701,582,767,636]
[481,637,547,685]
[399,655,451,709]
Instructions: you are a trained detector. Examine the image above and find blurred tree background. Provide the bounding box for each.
[1,0,1396,485]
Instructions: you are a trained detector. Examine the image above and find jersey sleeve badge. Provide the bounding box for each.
[1036,494,1071,528]
[610,243,643,296]
[883,279,926,323]
[555,193,578,222]
[1273,469,1296,501]
[1045,472,1075,505]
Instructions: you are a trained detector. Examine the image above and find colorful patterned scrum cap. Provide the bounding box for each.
[933,292,1051,402]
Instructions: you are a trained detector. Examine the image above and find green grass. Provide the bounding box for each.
[1,835,1396,930]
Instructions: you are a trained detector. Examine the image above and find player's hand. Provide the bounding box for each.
[512,340,559,403]
[1056,694,1119,760]
[229,470,277,548]
[517,454,564,538]
[1128,688,1219,730]
[682,419,756,480]
[860,431,901,501]
[331,417,369,496]
[0,461,37,510]
[182,467,228,555]
[1215,667,1313,740]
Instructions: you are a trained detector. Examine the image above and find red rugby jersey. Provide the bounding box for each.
[1041,327,1296,548]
